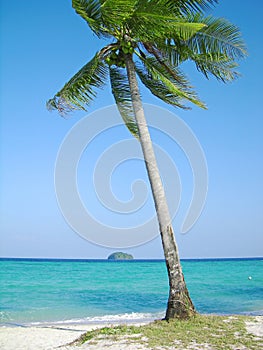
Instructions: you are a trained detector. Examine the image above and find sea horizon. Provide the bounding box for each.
[1,256,262,262]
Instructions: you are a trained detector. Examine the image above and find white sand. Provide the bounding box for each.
[0,324,95,350]
[0,323,148,350]
[246,316,263,337]
[0,317,262,350]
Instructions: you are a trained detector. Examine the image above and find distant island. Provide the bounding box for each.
[107,252,134,260]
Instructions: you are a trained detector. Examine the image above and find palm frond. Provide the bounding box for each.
[160,0,218,15]
[135,61,190,110]
[129,16,206,42]
[72,0,110,37]
[109,66,139,138]
[153,40,182,66]
[49,0,246,117]
[187,14,247,59]
[101,0,138,26]
[72,0,139,36]
[155,14,247,81]
[127,1,206,42]
[136,52,206,109]
[47,51,108,114]
[133,0,218,15]
[142,42,189,84]
[191,52,240,82]
[72,0,101,22]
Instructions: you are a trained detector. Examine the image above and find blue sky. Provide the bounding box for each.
[0,0,262,259]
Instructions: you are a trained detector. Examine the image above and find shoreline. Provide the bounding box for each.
[0,312,162,329]
[0,318,153,329]
[1,309,262,329]
[0,316,262,350]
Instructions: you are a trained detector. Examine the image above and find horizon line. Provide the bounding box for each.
[0,256,262,262]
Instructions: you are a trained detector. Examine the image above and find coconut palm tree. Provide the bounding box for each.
[47,0,246,319]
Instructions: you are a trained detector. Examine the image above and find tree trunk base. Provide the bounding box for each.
[165,288,196,320]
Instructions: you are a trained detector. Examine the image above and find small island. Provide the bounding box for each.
[107,252,134,260]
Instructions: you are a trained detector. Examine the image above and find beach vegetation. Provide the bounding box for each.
[47,0,246,319]
[74,315,262,350]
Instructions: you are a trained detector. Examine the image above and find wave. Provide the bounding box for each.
[1,309,263,328]
[26,311,165,327]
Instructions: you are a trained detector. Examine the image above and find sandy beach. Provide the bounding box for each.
[0,317,262,350]
[0,322,149,350]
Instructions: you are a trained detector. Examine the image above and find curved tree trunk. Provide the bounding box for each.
[125,55,196,319]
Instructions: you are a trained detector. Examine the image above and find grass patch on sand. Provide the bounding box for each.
[76,324,142,344]
[75,315,262,349]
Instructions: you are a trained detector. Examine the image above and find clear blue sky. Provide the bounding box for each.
[0,0,262,259]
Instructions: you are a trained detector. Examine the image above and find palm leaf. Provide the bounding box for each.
[191,52,240,82]
[126,1,206,42]
[187,14,247,59]
[72,0,139,36]
[47,51,108,114]
[72,0,101,22]
[135,62,190,110]
[133,0,218,14]
[136,53,206,109]
[142,42,189,84]
[109,66,139,138]
[72,0,109,37]
[101,0,137,26]
[155,14,247,81]
[129,16,206,42]
[161,0,218,15]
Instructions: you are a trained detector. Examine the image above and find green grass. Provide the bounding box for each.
[73,315,262,349]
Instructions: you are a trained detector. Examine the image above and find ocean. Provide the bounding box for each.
[0,258,262,326]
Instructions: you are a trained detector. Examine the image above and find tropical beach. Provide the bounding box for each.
[1,0,263,349]
[0,315,262,349]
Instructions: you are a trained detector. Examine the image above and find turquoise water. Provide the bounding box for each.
[0,258,262,326]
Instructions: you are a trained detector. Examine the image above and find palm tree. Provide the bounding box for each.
[47,0,246,319]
